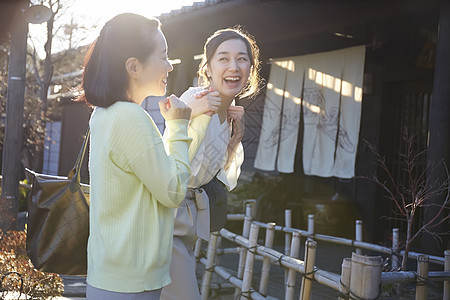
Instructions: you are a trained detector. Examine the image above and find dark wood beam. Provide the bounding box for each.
[0,6,28,231]
[423,2,450,255]
[161,0,444,59]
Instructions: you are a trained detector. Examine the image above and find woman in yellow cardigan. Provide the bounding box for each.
[79,13,212,299]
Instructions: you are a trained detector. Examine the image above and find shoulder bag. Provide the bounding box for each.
[25,128,90,275]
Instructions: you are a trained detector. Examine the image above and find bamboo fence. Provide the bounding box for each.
[196,203,450,300]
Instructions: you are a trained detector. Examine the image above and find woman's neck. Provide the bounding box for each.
[127,85,144,106]
[217,95,234,124]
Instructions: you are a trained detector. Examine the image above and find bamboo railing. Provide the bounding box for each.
[196,203,450,300]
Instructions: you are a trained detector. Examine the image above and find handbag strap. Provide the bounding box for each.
[68,126,90,185]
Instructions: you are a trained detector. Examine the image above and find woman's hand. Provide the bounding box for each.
[188,88,221,118]
[227,105,245,139]
[224,106,245,170]
[159,95,192,121]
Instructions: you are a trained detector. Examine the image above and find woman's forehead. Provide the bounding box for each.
[215,38,248,55]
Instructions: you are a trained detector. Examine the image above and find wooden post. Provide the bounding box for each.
[349,253,382,299]
[339,258,351,300]
[0,4,28,232]
[391,228,400,270]
[423,1,450,255]
[200,232,219,300]
[235,215,252,298]
[415,255,429,300]
[259,222,275,296]
[241,223,260,299]
[355,220,362,255]
[444,250,450,300]
[299,239,317,300]
[285,231,301,300]
[285,209,292,291]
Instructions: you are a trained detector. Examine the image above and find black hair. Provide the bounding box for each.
[79,13,160,107]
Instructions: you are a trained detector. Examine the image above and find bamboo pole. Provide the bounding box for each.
[220,228,341,292]
[355,220,362,255]
[299,239,317,300]
[307,214,314,239]
[216,224,447,299]
[415,255,429,300]
[208,282,235,290]
[215,247,240,255]
[200,232,219,300]
[381,271,416,284]
[349,253,382,300]
[199,258,278,300]
[285,231,301,300]
[259,222,275,296]
[391,228,401,295]
[392,228,400,270]
[194,238,202,262]
[444,250,450,300]
[235,215,252,298]
[255,222,443,266]
[246,202,253,218]
[400,250,444,266]
[249,199,259,219]
[211,235,223,298]
[228,214,245,221]
[241,223,260,299]
[339,258,351,300]
[285,209,292,292]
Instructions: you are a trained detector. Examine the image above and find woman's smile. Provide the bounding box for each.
[208,38,251,100]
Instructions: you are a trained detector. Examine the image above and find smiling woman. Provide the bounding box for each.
[160,27,261,300]
[77,13,209,300]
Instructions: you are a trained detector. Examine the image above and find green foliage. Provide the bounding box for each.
[228,173,282,214]
[0,230,64,298]
[0,181,30,212]
[18,180,30,212]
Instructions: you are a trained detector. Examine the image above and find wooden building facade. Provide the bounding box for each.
[46,0,449,254]
[158,0,449,253]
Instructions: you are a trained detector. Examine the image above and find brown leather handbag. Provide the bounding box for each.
[25,128,90,275]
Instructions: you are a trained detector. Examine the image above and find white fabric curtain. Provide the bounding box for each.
[254,46,365,178]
